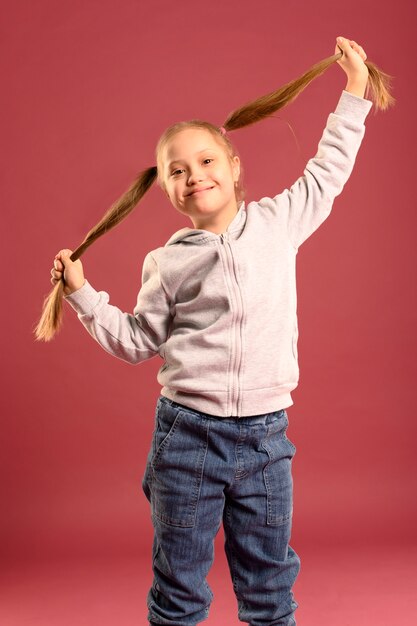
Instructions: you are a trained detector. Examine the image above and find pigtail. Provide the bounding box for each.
[222,52,395,132]
[364,60,395,111]
[34,166,158,341]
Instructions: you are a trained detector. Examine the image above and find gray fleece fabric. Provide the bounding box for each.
[65,90,373,417]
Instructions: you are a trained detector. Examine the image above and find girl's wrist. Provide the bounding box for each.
[345,72,369,98]
[64,278,86,297]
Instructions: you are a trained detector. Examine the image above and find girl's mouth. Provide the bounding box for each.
[188,186,214,196]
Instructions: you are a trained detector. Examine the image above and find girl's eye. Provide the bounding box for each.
[171,159,213,176]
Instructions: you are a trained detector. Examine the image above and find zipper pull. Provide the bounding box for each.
[220,232,228,243]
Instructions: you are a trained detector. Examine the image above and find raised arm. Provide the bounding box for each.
[270,38,372,249]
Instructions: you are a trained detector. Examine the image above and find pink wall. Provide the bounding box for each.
[2,0,416,562]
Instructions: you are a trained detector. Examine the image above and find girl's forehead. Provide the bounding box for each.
[163,128,221,161]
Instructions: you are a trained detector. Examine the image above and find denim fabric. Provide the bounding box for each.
[142,395,300,626]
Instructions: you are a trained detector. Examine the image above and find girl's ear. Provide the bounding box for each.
[232,155,240,182]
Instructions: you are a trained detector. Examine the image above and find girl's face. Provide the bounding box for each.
[161,128,240,230]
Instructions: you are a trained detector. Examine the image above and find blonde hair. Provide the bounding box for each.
[34,51,395,341]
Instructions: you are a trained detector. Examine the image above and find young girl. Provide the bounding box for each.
[41,37,393,626]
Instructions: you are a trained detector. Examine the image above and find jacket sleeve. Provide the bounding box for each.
[63,251,172,364]
[274,90,373,249]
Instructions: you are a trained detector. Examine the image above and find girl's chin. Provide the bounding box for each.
[186,203,218,213]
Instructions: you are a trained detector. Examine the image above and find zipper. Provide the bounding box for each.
[220,232,244,416]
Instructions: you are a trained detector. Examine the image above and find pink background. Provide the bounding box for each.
[2,0,416,624]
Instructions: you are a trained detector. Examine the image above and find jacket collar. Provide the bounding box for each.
[165,201,247,246]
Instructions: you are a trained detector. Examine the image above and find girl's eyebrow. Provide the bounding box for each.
[167,148,216,168]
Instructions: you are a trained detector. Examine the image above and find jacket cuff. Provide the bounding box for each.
[64,279,101,315]
[334,90,373,123]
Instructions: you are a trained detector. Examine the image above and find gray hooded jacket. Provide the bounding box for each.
[65,90,373,417]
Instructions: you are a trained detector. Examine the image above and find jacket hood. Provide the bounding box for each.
[165,201,247,246]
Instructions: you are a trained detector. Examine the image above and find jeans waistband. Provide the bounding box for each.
[158,395,287,425]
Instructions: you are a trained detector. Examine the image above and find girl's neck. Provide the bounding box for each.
[191,203,241,235]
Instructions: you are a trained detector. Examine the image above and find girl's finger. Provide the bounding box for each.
[349,39,367,60]
[51,268,62,279]
[55,249,73,262]
[358,45,367,60]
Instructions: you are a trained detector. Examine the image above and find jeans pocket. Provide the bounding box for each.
[152,401,184,465]
[150,402,208,528]
[261,412,295,526]
[283,420,297,456]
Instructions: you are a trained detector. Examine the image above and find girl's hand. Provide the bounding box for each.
[51,249,85,296]
[335,36,369,81]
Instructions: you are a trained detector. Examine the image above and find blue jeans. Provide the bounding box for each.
[142,395,300,626]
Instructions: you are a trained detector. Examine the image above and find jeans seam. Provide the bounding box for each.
[225,504,241,600]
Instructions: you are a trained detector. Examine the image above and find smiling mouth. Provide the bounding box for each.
[187,186,214,196]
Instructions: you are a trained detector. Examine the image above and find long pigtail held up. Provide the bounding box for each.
[34,166,157,342]
[222,52,394,133]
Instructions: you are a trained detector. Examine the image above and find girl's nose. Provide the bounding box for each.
[187,168,204,184]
